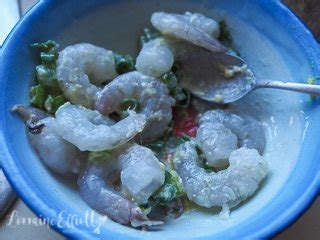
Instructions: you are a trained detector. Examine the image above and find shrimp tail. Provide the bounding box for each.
[130,207,163,228]
[11,105,49,134]
[11,104,49,121]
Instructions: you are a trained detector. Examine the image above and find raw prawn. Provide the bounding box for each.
[151,12,226,52]
[56,43,117,108]
[78,144,165,227]
[136,38,174,78]
[55,102,146,151]
[12,105,84,176]
[183,12,220,38]
[95,71,175,142]
[119,144,165,203]
[196,110,265,168]
[173,142,268,217]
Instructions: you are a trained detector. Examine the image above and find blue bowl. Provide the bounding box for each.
[0,0,319,239]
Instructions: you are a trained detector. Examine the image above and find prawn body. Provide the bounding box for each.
[95,71,175,142]
[151,12,225,52]
[78,144,165,227]
[56,43,117,108]
[12,105,84,176]
[119,144,165,204]
[173,142,268,217]
[55,103,146,151]
[197,110,266,168]
[136,38,174,78]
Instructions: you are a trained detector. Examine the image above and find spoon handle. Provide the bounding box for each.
[256,80,320,95]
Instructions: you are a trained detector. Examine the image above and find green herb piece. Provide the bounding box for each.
[153,184,177,204]
[193,144,215,171]
[146,126,173,154]
[114,54,135,74]
[161,72,178,89]
[88,150,113,163]
[139,205,153,215]
[218,20,232,46]
[29,84,46,109]
[36,65,59,88]
[44,94,67,113]
[195,144,203,155]
[139,28,161,47]
[172,135,190,147]
[307,76,320,101]
[30,40,65,113]
[146,128,191,153]
[173,88,190,108]
[31,40,59,53]
[146,140,166,152]
[118,97,140,117]
[40,52,58,68]
[32,41,60,88]
[160,72,190,108]
[171,87,187,102]
[180,135,191,142]
[164,135,191,149]
[152,170,184,204]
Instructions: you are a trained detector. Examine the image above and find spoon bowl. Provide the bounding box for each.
[176,47,255,103]
[178,46,320,103]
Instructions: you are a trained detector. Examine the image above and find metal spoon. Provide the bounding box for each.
[176,41,320,104]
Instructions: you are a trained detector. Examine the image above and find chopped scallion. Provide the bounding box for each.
[44,94,67,113]
[31,40,59,53]
[118,97,140,117]
[88,150,113,163]
[29,84,46,109]
[114,53,135,74]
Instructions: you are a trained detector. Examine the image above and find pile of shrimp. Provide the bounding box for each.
[12,11,269,229]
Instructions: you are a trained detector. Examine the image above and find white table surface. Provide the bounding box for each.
[0,0,319,239]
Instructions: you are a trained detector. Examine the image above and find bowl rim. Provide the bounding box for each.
[0,0,319,239]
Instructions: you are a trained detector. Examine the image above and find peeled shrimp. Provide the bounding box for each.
[12,105,84,176]
[173,142,268,216]
[136,12,221,78]
[136,38,174,78]
[55,102,146,151]
[119,144,165,204]
[56,43,117,108]
[151,12,226,52]
[95,71,175,142]
[183,12,220,38]
[196,110,265,168]
[78,145,164,227]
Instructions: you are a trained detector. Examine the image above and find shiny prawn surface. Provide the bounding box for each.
[55,102,146,151]
[136,38,174,78]
[12,105,84,176]
[56,43,117,108]
[119,144,165,204]
[78,144,164,227]
[151,12,226,52]
[95,71,175,142]
[136,11,222,79]
[196,110,266,168]
[182,12,220,38]
[173,141,268,217]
